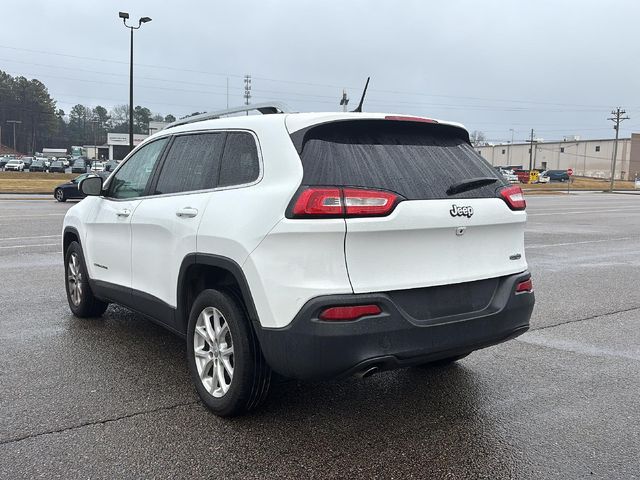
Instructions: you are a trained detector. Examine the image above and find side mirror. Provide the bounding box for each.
[79,176,103,196]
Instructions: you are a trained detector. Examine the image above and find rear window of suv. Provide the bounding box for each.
[292,120,505,200]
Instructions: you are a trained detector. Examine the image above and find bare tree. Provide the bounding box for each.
[470,130,487,147]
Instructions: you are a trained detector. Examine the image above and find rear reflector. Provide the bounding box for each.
[291,187,400,218]
[500,186,526,211]
[319,305,382,321]
[516,278,533,293]
[384,115,438,124]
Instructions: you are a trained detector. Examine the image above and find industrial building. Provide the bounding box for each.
[477,134,640,180]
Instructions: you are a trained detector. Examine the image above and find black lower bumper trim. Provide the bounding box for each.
[255,272,534,379]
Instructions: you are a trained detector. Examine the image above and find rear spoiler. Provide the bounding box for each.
[289,118,471,154]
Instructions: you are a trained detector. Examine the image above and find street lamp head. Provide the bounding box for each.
[118,11,129,19]
[139,16,152,23]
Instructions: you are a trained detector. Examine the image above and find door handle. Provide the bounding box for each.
[176,207,198,218]
[116,208,131,218]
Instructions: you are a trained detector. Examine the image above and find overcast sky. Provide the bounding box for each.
[2,0,640,142]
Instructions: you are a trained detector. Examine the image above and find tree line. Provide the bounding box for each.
[0,70,184,154]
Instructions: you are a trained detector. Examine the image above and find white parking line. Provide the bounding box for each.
[0,234,61,241]
[528,208,639,216]
[0,243,60,249]
[527,237,636,249]
[0,214,65,218]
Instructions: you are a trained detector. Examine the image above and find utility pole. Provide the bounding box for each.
[528,129,535,171]
[91,119,99,161]
[608,107,629,191]
[508,128,515,165]
[226,77,229,109]
[6,120,22,152]
[339,89,349,112]
[244,75,252,114]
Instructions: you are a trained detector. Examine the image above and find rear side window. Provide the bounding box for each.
[293,120,505,200]
[154,133,225,195]
[218,132,260,187]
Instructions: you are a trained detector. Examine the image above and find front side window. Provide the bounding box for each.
[107,138,168,199]
[154,133,225,195]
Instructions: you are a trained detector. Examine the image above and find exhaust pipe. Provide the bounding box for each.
[355,366,379,379]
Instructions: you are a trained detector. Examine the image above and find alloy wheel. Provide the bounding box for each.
[67,252,83,306]
[193,307,234,398]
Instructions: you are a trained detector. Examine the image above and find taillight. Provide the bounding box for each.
[291,187,401,218]
[516,278,533,293]
[343,188,398,216]
[500,186,526,211]
[319,305,382,321]
[292,188,342,217]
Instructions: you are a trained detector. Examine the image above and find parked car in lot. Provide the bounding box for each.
[513,169,531,183]
[62,106,534,416]
[495,167,520,184]
[54,173,107,202]
[21,156,34,169]
[49,160,66,173]
[0,156,13,169]
[4,159,25,171]
[29,159,48,172]
[71,158,88,174]
[91,161,106,172]
[539,170,570,182]
[104,160,119,172]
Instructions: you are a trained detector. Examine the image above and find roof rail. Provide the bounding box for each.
[164,102,291,129]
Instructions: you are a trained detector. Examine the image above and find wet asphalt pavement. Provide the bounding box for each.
[0,193,639,479]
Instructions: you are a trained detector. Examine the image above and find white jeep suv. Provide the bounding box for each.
[63,104,535,416]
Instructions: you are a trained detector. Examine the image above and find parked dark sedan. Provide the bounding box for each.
[29,159,47,172]
[49,160,66,173]
[0,157,13,169]
[71,159,88,174]
[540,170,570,182]
[54,173,107,202]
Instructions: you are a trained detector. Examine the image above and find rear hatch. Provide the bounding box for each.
[289,117,527,294]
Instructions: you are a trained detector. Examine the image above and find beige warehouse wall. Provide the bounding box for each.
[478,138,633,180]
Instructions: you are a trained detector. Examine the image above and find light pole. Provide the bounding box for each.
[6,120,22,152]
[119,11,152,153]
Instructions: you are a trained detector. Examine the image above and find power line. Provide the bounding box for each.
[0,43,620,110]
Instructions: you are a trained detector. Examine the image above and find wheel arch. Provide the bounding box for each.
[177,254,261,335]
[63,226,81,258]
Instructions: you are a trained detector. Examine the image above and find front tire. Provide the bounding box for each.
[64,241,108,318]
[55,189,66,202]
[187,289,271,417]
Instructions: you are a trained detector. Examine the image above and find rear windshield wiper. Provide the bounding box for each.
[446,177,498,196]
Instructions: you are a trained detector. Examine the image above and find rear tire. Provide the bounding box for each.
[187,289,271,417]
[64,241,108,318]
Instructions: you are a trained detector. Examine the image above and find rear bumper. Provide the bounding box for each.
[256,271,534,379]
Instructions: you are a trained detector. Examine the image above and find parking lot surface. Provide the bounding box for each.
[1,193,639,479]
